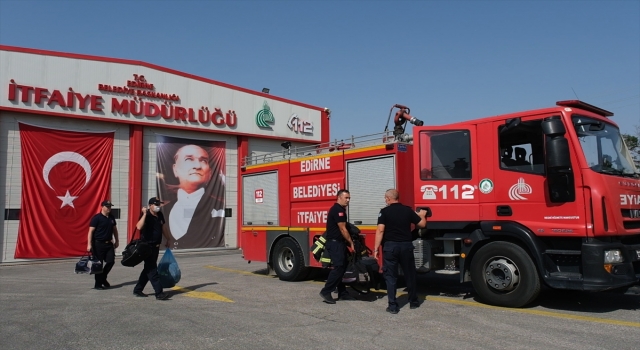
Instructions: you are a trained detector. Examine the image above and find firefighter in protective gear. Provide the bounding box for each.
[318,189,355,304]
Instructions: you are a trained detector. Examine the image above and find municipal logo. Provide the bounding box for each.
[479,178,493,194]
[509,177,532,200]
[256,101,275,128]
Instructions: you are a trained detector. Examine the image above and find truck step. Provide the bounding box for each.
[434,237,463,241]
[435,270,460,275]
[544,249,581,255]
[434,253,460,257]
[549,272,582,279]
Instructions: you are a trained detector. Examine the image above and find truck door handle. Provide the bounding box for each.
[497,205,512,216]
[416,207,432,217]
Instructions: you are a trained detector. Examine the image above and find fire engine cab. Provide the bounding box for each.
[239,100,640,308]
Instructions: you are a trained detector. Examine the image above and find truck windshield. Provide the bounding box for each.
[572,115,638,177]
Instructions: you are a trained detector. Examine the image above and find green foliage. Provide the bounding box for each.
[622,126,640,168]
[622,134,638,151]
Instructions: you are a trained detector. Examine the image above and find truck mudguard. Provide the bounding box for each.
[267,230,310,266]
[478,221,547,279]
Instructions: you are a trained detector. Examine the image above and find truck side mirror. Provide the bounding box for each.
[542,116,575,203]
[542,117,571,169]
[546,137,571,169]
[541,116,566,136]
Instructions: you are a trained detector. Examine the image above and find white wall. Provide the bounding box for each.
[0,49,324,142]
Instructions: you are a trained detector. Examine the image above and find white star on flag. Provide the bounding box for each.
[57,190,78,208]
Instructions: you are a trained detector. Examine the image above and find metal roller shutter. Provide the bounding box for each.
[242,172,279,225]
[347,156,396,224]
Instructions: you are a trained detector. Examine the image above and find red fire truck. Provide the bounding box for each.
[239,100,640,307]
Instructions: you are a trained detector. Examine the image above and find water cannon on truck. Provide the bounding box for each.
[385,104,425,142]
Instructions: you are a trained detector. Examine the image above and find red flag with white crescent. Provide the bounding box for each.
[15,123,114,259]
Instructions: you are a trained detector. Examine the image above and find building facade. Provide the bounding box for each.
[0,45,329,263]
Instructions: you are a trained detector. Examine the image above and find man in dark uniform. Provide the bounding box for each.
[319,189,355,304]
[374,189,427,314]
[133,197,172,300]
[86,200,119,290]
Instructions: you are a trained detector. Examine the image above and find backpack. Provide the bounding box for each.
[342,224,380,293]
[311,223,373,269]
[342,255,381,294]
[347,223,372,258]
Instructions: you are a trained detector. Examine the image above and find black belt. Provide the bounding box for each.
[95,240,112,244]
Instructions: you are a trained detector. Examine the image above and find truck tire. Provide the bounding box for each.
[272,237,309,281]
[470,241,541,308]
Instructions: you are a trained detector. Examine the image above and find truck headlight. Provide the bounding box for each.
[604,249,623,263]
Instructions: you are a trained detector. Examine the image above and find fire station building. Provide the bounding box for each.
[0,45,329,263]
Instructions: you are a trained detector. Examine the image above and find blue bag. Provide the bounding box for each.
[157,249,181,288]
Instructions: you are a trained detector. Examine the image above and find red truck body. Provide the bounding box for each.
[239,100,640,307]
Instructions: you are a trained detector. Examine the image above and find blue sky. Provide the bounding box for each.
[1,0,638,141]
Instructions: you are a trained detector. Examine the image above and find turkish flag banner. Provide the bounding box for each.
[15,123,114,259]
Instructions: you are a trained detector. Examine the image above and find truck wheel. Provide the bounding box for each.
[272,237,309,281]
[470,241,540,308]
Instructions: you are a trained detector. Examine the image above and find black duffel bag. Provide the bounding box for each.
[121,228,151,267]
[89,254,104,275]
[75,253,91,274]
[344,256,381,294]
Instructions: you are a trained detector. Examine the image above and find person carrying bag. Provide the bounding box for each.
[86,200,119,290]
[132,198,172,300]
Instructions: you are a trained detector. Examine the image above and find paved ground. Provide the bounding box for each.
[1,250,639,350]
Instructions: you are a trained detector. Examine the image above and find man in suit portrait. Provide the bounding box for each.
[156,136,226,249]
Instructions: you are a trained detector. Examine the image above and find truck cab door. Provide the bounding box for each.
[490,115,587,236]
[413,126,480,224]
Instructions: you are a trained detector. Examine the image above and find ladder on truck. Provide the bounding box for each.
[414,233,464,276]
[434,236,462,275]
[241,130,412,168]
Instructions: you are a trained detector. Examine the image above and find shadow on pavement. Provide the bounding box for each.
[170,282,220,295]
[247,264,640,313]
[527,284,640,313]
[104,280,138,289]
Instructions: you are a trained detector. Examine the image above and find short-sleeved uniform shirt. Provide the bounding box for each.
[325,203,347,241]
[140,211,165,245]
[90,213,117,241]
[377,203,421,242]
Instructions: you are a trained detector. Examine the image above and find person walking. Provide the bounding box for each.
[319,189,356,304]
[133,197,172,300]
[374,189,427,314]
[86,200,119,290]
